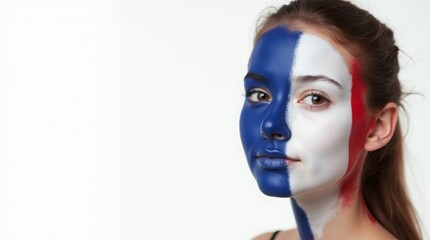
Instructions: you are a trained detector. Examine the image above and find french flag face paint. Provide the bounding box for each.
[240,26,368,239]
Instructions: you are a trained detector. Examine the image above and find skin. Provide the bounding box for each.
[241,24,398,240]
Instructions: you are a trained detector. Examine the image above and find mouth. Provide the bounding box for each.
[256,157,287,169]
[256,151,300,170]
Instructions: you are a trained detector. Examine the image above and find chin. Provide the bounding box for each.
[254,171,292,198]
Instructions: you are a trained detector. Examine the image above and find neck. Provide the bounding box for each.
[292,186,342,239]
[291,176,376,239]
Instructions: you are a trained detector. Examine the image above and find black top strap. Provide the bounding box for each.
[270,230,281,240]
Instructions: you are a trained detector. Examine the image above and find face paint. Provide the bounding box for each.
[342,61,376,222]
[287,34,354,239]
[240,27,300,197]
[286,33,352,197]
[240,26,369,239]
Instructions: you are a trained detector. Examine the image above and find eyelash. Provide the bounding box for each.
[245,88,272,103]
[298,90,331,110]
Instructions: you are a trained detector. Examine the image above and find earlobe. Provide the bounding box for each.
[364,102,398,151]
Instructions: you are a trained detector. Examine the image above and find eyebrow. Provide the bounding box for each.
[296,75,343,89]
[244,72,267,82]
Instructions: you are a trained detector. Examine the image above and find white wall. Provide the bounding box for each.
[0,0,429,239]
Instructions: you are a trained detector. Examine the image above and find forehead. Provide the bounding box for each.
[249,26,351,88]
[248,27,300,80]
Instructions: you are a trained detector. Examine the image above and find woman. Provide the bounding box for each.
[239,0,422,239]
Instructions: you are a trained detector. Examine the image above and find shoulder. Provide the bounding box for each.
[252,229,299,240]
[252,232,273,240]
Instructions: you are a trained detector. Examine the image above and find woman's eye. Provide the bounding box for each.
[304,94,325,105]
[299,91,330,109]
[246,89,272,103]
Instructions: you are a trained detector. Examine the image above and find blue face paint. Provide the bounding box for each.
[292,199,314,240]
[240,26,315,240]
[240,27,301,197]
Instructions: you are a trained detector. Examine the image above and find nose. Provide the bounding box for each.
[260,105,291,141]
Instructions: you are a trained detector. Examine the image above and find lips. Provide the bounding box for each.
[256,157,287,169]
[256,150,300,170]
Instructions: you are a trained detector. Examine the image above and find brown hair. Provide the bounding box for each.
[254,0,421,239]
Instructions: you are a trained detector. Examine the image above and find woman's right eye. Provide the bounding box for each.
[246,88,272,103]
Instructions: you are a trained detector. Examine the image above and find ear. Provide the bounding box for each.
[364,102,398,151]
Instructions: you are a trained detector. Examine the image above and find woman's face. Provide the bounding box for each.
[240,26,368,198]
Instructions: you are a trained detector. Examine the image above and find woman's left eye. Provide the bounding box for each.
[299,91,330,109]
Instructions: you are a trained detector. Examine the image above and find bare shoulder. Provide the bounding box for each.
[252,232,273,240]
[252,229,299,240]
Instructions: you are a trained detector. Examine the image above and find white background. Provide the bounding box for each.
[0,0,429,239]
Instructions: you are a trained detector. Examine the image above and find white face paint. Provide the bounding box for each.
[286,34,353,238]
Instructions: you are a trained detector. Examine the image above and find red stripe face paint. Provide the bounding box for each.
[341,60,376,223]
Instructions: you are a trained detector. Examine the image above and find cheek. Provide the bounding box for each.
[239,102,269,164]
[239,106,256,156]
[287,101,352,195]
[240,103,261,144]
